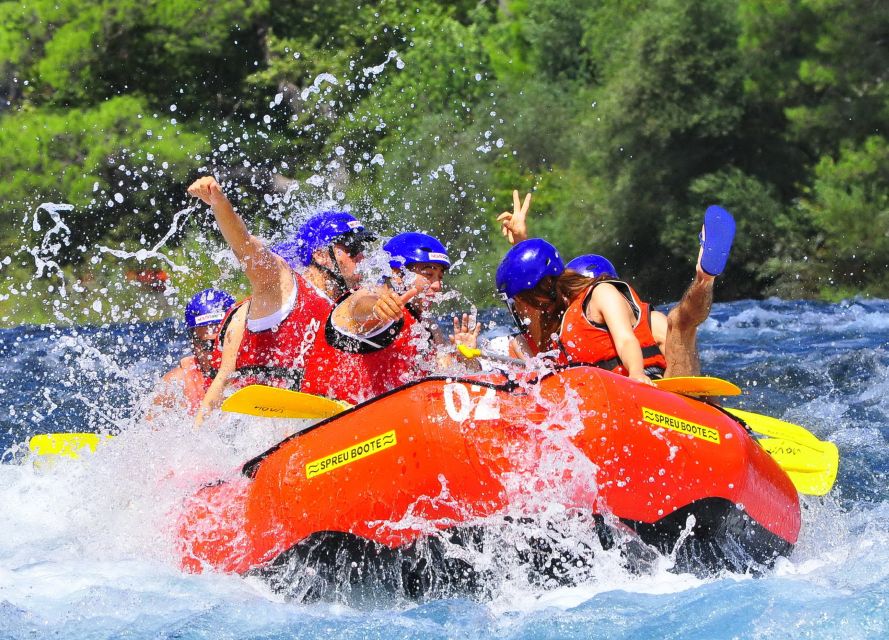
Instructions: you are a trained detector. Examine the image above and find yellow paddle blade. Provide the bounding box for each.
[457,344,482,359]
[758,437,839,496]
[725,408,821,446]
[28,433,112,459]
[725,408,839,496]
[221,384,352,420]
[653,376,742,397]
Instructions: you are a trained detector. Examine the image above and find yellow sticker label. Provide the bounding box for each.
[642,407,721,444]
[305,430,397,478]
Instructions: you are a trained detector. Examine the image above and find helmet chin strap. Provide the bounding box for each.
[310,246,349,295]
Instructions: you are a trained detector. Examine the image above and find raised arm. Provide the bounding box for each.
[187,176,286,296]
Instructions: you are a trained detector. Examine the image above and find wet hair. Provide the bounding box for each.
[514,270,613,344]
[556,270,612,305]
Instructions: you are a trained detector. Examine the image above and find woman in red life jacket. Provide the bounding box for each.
[154,288,235,414]
[495,239,665,384]
[496,191,736,381]
[325,232,481,400]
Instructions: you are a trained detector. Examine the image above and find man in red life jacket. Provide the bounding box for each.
[186,176,374,425]
[154,288,235,414]
[325,232,481,399]
[188,176,477,415]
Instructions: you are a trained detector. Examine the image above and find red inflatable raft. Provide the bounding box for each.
[177,365,800,596]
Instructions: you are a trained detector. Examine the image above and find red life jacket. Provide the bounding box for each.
[301,303,423,404]
[557,280,667,375]
[217,279,424,404]
[218,273,332,390]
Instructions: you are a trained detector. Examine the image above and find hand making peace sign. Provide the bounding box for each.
[496,189,532,245]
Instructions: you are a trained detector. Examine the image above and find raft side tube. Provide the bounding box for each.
[178,367,800,576]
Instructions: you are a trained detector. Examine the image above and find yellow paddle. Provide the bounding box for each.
[652,376,742,396]
[724,408,839,496]
[28,433,113,459]
[220,384,352,419]
[756,437,839,496]
[723,407,820,445]
[29,386,352,460]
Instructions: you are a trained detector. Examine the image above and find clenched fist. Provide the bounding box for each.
[187,176,229,207]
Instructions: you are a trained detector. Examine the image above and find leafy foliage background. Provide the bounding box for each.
[1,0,887,323]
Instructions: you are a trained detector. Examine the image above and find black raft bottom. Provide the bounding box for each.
[621,497,794,575]
[250,499,793,603]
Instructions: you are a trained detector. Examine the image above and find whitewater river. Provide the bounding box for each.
[0,298,886,639]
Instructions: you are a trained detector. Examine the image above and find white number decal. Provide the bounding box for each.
[443,383,501,422]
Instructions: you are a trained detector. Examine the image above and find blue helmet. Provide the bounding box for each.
[495,239,565,299]
[384,232,451,269]
[185,288,236,328]
[566,254,618,279]
[271,211,375,268]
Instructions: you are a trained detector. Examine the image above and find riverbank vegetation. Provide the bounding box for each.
[1,0,887,324]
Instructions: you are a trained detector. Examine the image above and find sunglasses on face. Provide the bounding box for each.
[337,240,366,258]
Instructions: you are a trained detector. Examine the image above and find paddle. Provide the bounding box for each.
[29,386,352,460]
[756,437,838,496]
[652,376,741,397]
[220,384,352,419]
[724,408,839,496]
[28,433,113,459]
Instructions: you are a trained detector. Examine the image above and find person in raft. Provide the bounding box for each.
[187,177,476,418]
[185,176,374,425]
[326,231,482,396]
[495,197,736,383]
[153,288,236,414]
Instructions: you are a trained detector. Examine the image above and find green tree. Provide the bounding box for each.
[0,96,206,262]
[582,0,746,297]
[799,136,889,296]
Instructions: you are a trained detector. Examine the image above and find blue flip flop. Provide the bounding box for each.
[699,205,736,276]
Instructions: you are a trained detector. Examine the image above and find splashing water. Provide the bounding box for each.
[1,45,887,640]
[0,299,887,638]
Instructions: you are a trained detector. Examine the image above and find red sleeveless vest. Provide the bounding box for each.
[217,280,424,404]
[219,273,332,390]
[302,305,422,404]
[557,280,667,374]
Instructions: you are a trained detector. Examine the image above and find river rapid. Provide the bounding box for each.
[0,298,887,639]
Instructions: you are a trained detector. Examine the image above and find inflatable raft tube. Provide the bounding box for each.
[177,365,800,597]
